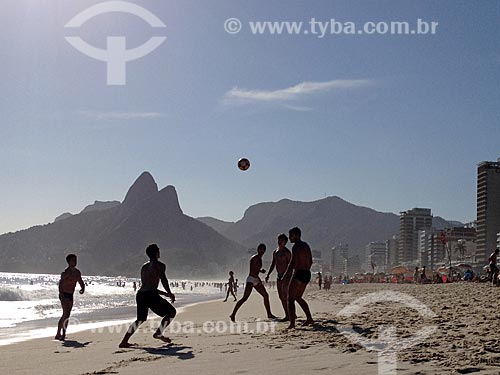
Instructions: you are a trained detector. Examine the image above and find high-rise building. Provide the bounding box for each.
[331,243,349,277]
[311,250,323,273]
[365,242,387,273]
[476,159,500,263]
[346,255,361,276]
[398,208,433,264]
[417,229,445,270]
[386,235,399,267]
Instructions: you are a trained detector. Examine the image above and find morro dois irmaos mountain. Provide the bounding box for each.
[0,172,246,278]
[0,172,459,277]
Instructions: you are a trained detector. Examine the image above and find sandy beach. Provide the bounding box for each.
[1,283,499,375]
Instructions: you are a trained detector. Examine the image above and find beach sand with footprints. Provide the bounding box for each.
[1,283,499,375]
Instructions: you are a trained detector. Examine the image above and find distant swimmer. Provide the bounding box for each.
[281,227,314,329]
[230,244,277,322]
[223,271,237,302]
[55,254,85,341]
[119,244,176,348]
[265,234,292,321]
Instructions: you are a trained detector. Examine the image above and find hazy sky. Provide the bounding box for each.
[1,0,499,234]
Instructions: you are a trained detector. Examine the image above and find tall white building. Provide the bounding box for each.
[365,242,387,273]
[331,244,349,277]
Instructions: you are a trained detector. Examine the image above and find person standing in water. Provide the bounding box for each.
[265,234,292,321]
[55,254,85,341]
[230,244,276,322]
[119,244,176,348]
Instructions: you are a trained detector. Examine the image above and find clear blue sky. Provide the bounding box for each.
[1,0,499,234]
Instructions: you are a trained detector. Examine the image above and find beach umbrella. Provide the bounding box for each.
[456,263,473,269]
[390,266,408,275]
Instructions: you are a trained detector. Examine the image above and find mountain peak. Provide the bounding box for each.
[123,172,158,207]
[158,185,183,214]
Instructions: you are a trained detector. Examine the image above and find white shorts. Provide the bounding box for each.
[246,276,261,287]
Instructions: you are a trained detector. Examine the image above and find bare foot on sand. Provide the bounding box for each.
[229,314,236,322]
[153,334,171,344]
[118,342,137,348]
[301,319,314,327]
[268,314,278,319]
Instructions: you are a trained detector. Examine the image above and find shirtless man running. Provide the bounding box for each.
[119,244,176,348]
[230,244,276,322]
[55,254,85,340]
[265,234,292,321]
[282,227,314,329]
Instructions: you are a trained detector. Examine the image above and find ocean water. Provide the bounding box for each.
[0,272,226,345]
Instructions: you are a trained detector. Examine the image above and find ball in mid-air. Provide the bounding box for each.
[238,158,250,171]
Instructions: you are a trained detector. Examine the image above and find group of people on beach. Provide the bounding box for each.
[54,226,313,346]
[229,227,314,330]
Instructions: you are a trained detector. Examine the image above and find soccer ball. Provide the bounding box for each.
[238,158,250,171]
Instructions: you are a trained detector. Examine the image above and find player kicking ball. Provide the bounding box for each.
[119,244,176,348]
[230,244,277,322]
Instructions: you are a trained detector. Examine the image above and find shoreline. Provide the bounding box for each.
[0,293,222,347]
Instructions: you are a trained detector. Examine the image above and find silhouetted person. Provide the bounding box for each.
[224,271,237,302]
[119,244,176,348]
[282,227,313,329]
[265,234,292,321]
[55,254,85,341]
[421,266,427,283]
[489,249,500,286]
[317,272,323,290]
[230,244,276,322]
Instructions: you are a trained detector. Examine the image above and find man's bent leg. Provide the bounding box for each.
[230,283,252,321]
[254,283,276,319]
[277,280,289,320]
[119,320,144,347]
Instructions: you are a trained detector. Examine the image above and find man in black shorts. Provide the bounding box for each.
[282,227,314,329]
[119,244,176,348]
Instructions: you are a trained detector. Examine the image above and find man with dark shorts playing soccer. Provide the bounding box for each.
[119,244,176,348]
[281,227,314,329]
[55,254,85,341]
[265,234,292,321]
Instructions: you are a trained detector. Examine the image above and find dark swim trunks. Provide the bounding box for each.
[59,292,74,303]
[136,290,176,321]
[294,270,312,284]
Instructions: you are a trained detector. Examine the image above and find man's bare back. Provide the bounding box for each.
[140,260,166,292]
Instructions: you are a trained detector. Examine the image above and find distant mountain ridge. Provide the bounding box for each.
[198,198,463,261]
[0,172,246,278]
